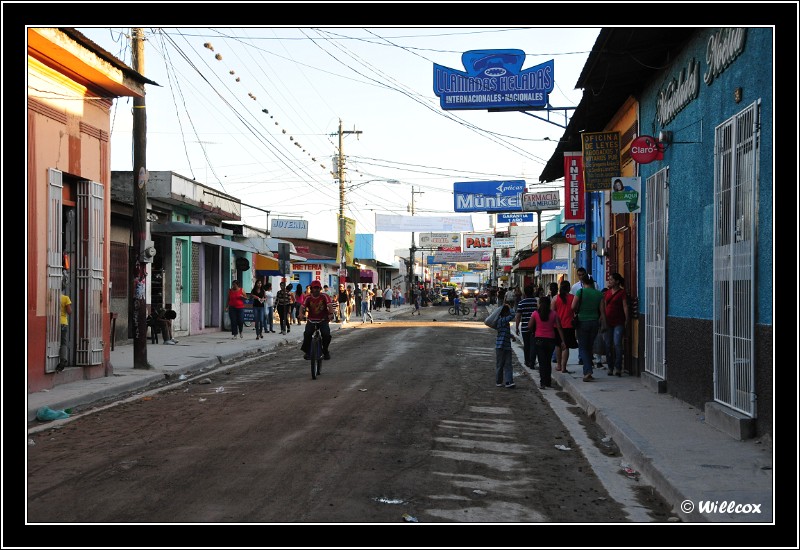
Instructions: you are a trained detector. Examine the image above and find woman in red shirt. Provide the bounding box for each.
[603,273,630,376]
[553,280,577,373]
[225,279,247,339]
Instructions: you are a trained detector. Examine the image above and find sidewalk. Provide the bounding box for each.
[26,302,773,523]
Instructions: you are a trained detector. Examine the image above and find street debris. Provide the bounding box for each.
[359,388,368,392]
[215,386,225,393]
[402,513,418,522]
[620,461,640,480]
[374,497,404,504]
[554,444,572,451]
[35,406,70,421]
[472,489,487,496]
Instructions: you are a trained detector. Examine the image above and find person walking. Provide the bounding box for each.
[553,280,577,373]
[265,282,276,333]
[603,272,630,376]
[413,286,422,315]
[293,284,305,325]
[570,267,592,366]
[494,303,518,389]
[336,283,348,324]
[529,296,566,389]
[57,289,72,372]
[571,277,607,382]
[250,279,266,339]
[361,283,374,324]
[225,279,247,339]
[548,282,560,364]
[514,285,539,370]
[383,286,393,312]
[275,281,292,335]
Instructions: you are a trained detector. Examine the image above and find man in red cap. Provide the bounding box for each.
[301,280,334,360]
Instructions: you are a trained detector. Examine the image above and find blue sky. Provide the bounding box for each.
[75,26,599,262]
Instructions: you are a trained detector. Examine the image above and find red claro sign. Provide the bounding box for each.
[630,135,663,164]
[564,226,581,245]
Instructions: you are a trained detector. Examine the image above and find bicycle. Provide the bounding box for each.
[308,319,324,380]
[448,304,470,316]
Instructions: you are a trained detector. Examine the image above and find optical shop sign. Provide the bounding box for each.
[582,131,620,191]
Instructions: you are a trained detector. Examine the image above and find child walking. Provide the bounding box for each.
[494,304,518,389]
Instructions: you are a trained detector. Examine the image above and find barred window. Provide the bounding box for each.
[110,241,129,299]
[191,241,200,302]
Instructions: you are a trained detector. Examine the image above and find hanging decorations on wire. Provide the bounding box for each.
[205,39,327,171]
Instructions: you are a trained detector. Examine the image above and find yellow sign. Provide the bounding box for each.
[581,131,620,191]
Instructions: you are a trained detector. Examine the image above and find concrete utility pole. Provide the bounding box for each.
[408,186,424,298]
[333,119,361,285]
[131,28,149,369]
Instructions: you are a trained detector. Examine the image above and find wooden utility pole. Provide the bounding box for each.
[131,28,149,368]
[333,119,361,284]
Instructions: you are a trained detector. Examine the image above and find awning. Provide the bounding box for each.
[200,236,258,252]
[150,222,232,236]
[254,254,279,270]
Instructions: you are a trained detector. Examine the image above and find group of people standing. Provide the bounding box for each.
[493,268,629,389]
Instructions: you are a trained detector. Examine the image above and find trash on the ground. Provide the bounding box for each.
[28,438,36,446]
[198,398,207,402]
[472,489,487,496]
[402,513,418,522]
[179,374,187,380]
[620,462,640,480]
[215,386,224,393]
[374,497,404,504]
[36,406,70,421]
[199,378,212,385]
[359,388,368,392]
[601,436,612,443]
[141,396,153,401]
[554,444,572,451]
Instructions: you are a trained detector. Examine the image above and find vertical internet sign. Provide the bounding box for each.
[581,131,620,191]
[563,152,585,223]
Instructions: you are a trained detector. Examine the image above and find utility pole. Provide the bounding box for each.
[131,28,150,369]
[408,186,424,300]
[332,119,361,286]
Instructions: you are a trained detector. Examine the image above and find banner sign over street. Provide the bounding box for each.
[453,180,524,213]
[431,251,490,263]
[375,214,474,232]
[419,232,461,249]
[433,49,554,111]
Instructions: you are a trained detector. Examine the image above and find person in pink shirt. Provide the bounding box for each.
[528,296,566,389]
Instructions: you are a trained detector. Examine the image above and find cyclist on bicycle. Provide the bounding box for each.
[301,280,333,360]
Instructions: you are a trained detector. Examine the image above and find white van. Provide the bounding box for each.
[461,282,480,298]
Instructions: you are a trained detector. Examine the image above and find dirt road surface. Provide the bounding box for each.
[27,311,671,540]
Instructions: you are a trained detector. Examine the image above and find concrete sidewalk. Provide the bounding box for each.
[26,301,773,523]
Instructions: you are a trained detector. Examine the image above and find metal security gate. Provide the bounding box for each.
[45,169,64,372]
[75,179,105,366]
[713,101,759,417]
[644,167,668,379]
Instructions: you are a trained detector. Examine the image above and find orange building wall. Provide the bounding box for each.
[27,60,113,392]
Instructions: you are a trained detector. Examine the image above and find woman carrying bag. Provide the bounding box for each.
[571,277,606,382]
